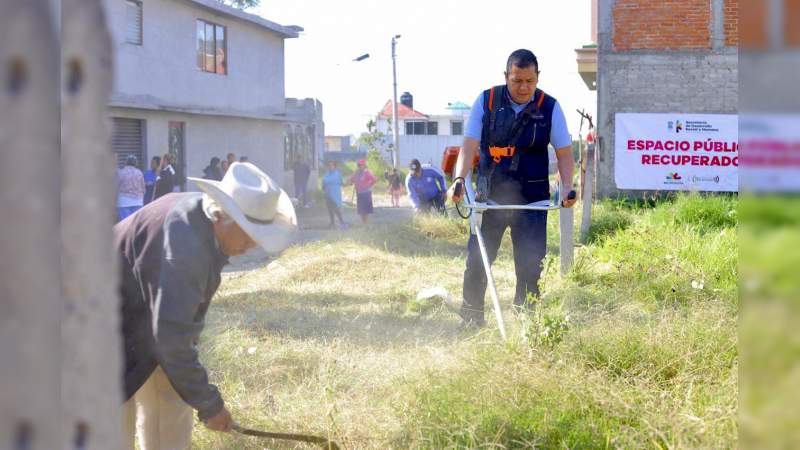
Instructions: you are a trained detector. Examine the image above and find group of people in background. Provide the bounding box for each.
[318,157,448,229]
[202,152,247,182]
[116,153,178,221]
[119,149,446,225]
[320,159,376,228]
[116,152,249,222]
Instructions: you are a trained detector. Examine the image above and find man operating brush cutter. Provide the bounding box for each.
[447,49,577,338]
[116,162,336,449]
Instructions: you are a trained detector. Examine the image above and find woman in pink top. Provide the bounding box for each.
[349,159,377,224]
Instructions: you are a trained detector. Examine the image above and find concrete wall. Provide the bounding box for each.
[596,0,738,197]
[399,135,464,168]
[285,97,325,173]
[104,0,286,117]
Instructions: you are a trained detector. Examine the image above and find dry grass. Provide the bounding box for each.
[191,195,737,449]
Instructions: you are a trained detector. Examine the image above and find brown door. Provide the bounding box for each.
[168,121,185,191]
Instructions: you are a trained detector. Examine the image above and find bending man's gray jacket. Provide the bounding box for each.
[115,192,228,420]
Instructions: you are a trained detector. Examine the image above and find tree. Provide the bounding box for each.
[357,119,391,156]
[218,0,260,9]
[356,119,393,175]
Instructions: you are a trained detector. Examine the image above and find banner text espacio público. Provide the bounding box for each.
[614,113,738,192]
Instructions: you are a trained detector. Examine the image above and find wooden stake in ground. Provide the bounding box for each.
[576,109,595,244]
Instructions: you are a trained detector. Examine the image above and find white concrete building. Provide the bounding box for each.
[103,0,322,192]
[375,93,470,167]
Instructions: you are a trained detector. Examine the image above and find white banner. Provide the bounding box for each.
[615,113,738,192]
[739,114,800,192]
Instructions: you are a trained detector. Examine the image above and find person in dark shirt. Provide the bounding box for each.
[118,162,297,449]
[292,158,312,208]
[202,156,223,181]
[152,153,176,200]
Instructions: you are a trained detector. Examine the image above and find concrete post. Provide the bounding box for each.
[0,1,61,449]
[61,0,122,449]
[391,35,401,169]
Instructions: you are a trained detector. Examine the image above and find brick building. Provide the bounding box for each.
[595,0,738,197]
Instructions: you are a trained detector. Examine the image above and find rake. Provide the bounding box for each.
[232,423,340,449]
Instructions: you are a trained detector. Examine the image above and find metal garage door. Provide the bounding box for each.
[111,118,145,168]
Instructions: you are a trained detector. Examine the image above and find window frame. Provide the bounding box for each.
[426,121,438,135]
[405,121,427,135]
[125,0,143,45]
[450,120,464,136]
[196,19,228,75]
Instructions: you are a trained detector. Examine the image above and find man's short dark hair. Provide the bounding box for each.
[506,49,539,73]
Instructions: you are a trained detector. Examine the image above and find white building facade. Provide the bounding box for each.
[104,0,321,192]
[375,95,470,167]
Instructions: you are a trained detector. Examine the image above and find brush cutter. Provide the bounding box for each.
[453,174,574,340]
[232,422,340,449]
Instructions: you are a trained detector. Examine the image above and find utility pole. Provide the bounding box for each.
[391,34,401,169]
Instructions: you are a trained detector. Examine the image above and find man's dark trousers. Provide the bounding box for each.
[419,194,445,213]
[460,209,547,324]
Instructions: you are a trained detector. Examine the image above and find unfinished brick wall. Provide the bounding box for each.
[724,0,738,47]
[739,0,767,48]
[612,0,711,51]
[597,0,738,198]
[787,0,800,46]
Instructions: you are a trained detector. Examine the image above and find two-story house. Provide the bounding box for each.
[104,0,322,192]
[375,92,469,167]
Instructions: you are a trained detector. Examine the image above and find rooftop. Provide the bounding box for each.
[378,100,428,119]
[184,0,303,38]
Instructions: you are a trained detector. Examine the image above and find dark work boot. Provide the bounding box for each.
[513,290,538,315]
[458,307,486,331]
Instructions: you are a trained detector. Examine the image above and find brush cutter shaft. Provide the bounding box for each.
[472,219,507,340]
[460,173,560,340]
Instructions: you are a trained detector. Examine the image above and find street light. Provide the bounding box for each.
[391,34,401,169]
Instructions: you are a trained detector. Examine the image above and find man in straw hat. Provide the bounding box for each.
[115,162,297,450]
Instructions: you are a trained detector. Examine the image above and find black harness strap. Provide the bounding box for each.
[508,90,545,172]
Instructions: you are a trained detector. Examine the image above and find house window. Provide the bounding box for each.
[196,19,227,74]
[405,121,426,135]
[426,122,438,135]
[125,0,143,45]
[451,121,463,136]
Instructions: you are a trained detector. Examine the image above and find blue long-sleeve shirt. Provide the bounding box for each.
[322,169,343,207]
[405,167,446,208]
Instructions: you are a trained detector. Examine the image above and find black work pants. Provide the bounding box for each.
[460,209,547,324]
[418,194,445,213]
